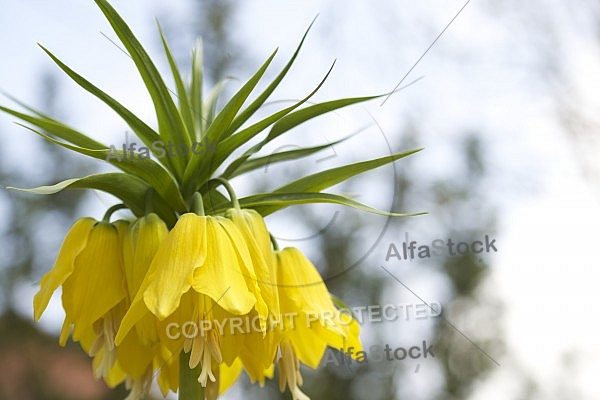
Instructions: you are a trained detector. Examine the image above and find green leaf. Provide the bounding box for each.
[212,191,425,217]
[224,134,354,178]
[0,90,61,119]
[201,78,229,130]
[157,24,196,145]
[17,124,187,214]
[226,17,317,136]
[276,149,422,193]
[183,50,278,193]
[0,105,105,150]
[95,0,189,177]
[190,39,204,140]
[256,149,423,215]
[7,173,177,226]
[204,49,277,145]
[37,44,175,171]
[266,95,382,144]
[211,62,336,180]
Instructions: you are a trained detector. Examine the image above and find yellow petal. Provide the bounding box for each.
[112,219,131,241]
[117,329,155,378]
[238,326,280,383]
[219,358,243,395]
[33,218,95,321]
[143,213,207,320]
[115,293,150,346]
[282,323,329,369]
[330,315,362,354]
[226,209,280,318]
[218,216,268,324]
[275,248,345,336]
[156,290,194,355]
[62,222,127,340]
[156,348,179,396]
[190,217,255,316]
[210,303,244,366]
[274,247,362,368]
[226,209,272,262]
[126,214,168,297]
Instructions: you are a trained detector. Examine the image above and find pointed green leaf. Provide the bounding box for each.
[7,173,177,226]
[95,0,189,177]
[224,134,354,178]
[157,24,196,145]
[274,149,423,193]
[190,39,204,140]
[226,17,317,136]
[183,50,278,191]
[204,49,277,145]
[0,105,104,150]
[37,44,176,171]
[209,62,336,180]
[17,124,186,214]
[212,191,425,217]
[266,95,383,144]
[201,78,229,130]
[0,90,60,119]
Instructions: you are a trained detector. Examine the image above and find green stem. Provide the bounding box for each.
[102,204,127,222]
[209,177,240,209]
[270,232,280,251]
[205,366,220,400]
[179,351,204,400]
[192,192,205,216]
[145,188,154,215]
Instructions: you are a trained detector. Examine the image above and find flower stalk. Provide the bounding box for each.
[192,192,205,216]
[179,351,205,400]
[102,203,127,222]
[208,177,240,209]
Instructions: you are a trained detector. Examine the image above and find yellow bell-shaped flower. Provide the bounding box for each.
[33,218,127,344]
[116,212,263,390]
[33,217,130,385]
[273,247,362,400]
[225,208,281,384]
[118,213,171,399]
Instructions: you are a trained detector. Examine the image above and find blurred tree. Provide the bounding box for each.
[428,135,503,400]
[160,0,243,85]
[188,0,240,84]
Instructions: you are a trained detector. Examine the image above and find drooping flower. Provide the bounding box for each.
[33,217,129,379]
[272,247,362,400]
[224,208,281,383]
[115,211,265,391]
[117,213,173,399]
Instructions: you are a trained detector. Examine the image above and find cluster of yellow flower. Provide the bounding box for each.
[1,2,418,398]
[33,201,361,400]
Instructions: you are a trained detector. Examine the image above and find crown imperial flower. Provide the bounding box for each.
[4,0,422,398]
